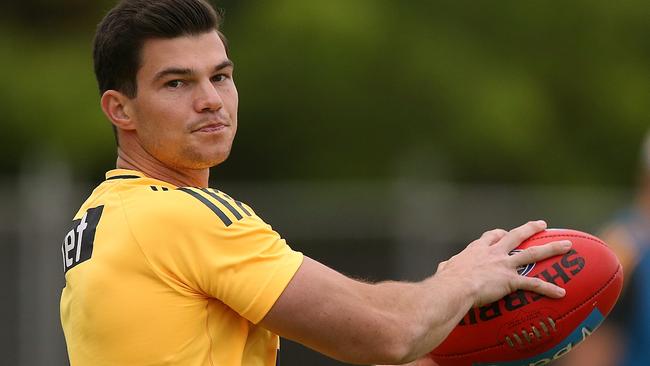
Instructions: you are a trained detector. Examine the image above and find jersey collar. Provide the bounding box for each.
[104,169,178,190]
[105,169,146,181]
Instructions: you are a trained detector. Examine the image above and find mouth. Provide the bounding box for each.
[192,121,230,133]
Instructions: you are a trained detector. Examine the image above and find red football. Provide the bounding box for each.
[430,228,623,366]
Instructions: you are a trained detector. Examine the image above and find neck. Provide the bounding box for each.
[116,146,210,188]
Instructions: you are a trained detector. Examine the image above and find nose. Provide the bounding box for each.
[193,79,223,112]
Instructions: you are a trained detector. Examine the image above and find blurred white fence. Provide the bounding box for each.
[0,161,631,365]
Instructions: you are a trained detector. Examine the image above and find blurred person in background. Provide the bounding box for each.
[59,0,572,365]
[554,132,650,366]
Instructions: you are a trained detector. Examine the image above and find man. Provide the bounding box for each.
[60,1,571,365]
[554,132,650,366]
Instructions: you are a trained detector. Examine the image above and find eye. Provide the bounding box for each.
[165,80,184,89]
[211,74,230,83]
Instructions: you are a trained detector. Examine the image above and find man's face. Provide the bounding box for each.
[128,31,238,170]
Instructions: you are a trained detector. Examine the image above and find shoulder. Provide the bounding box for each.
[118,184,202,222]
[173,187,258,227]
[118,186,299,301]
[120,185,267,236]
[599,207,650,275]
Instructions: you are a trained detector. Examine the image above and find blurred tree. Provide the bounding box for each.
[224,0,649,185]
[1,0,648,185]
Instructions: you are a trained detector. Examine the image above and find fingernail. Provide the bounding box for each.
[562,240,572,248]
[557,287,566,296]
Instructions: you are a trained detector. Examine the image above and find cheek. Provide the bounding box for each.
[136,104,186,146]
[225,84,239,115]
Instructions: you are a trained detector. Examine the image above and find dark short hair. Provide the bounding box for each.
[93,0,226,98]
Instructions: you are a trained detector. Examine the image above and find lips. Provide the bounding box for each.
[192,121,229,133]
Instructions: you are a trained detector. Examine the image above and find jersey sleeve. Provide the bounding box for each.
[124,187,304,324]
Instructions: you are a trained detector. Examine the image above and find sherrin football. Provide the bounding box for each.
[430,228,624,366]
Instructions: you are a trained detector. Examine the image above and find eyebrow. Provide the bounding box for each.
[152,59,234,83]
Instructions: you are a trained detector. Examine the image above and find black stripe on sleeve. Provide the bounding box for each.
[178,187,232,226]
[202,188,243,220]
[106,175,140,180]
[234,201,252,216]
[219,191,252,216]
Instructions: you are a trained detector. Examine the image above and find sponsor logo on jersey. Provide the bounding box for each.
[61,205,104,273]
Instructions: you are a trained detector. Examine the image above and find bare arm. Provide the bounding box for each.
[260,221,571,365]
[378,358,439,366]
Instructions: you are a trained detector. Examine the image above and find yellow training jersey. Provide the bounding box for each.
[60,169,303,366]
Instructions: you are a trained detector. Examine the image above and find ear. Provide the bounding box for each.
[100,90,136,131]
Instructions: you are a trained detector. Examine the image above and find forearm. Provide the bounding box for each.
[363,274,476,363]
[377,356,439,366]
[262,257,475,364]
[263,222,570,365]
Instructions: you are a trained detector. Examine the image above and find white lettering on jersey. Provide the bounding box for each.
[61,206,104,273]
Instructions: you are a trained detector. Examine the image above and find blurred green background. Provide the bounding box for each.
[2,0,648,185]
[0,0,648,365]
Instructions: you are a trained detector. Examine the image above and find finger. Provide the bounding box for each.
[471,229,508,247]
[436,260,448,273]
[482,229,508,245]
[510,240,572,267]
[496,220,547,251]
[515,276,566,298]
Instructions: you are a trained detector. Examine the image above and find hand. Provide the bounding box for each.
[435,220,571,307]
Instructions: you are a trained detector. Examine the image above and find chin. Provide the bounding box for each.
[206,151,230,167]
[177,146,231,169]
[186,156,227,169]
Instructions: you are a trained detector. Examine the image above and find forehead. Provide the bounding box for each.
[138,31,228,77]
